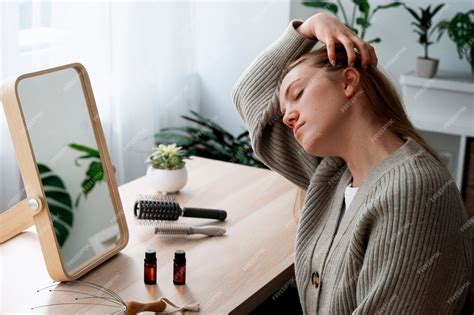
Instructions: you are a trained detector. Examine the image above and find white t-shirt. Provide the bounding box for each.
[344,183,359,209]
[336,183,359,233]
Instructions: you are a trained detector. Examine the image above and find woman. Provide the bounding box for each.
[232,12,473,314]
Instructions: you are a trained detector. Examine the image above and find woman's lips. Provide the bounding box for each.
[294,122,305,137]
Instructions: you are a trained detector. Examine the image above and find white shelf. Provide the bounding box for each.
[399,71,474,190]
[400,70,474,94]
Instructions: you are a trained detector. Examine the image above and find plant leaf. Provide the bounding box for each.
[372,1,403,15]
[74,154,98,166]
[356,17,370,28]
[302,1,338,15]
[431,3,445,19]
[154,131,194,146]
[404,6,422,23]
[236,130,249,140]
[82,161,104,197]
[69,143,100,158]
[38,163,73,247]
[353,0,370,17]
[368,37,381,44]
[189,110,235,140]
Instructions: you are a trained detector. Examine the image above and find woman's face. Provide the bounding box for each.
[279,61,357,157]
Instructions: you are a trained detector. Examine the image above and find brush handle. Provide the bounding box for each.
[182,207,227,221]
[125,300,166,315]
[190,225,226,236]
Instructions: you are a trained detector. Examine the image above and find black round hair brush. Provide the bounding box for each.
[133,194,227,222]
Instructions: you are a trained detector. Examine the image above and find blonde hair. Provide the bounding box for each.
[288,44,445,221]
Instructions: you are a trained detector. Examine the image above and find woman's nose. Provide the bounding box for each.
[283,111,299,128]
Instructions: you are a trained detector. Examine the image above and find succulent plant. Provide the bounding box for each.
[145,143,191,170]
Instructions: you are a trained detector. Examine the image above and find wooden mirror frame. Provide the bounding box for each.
[0,63,129,281]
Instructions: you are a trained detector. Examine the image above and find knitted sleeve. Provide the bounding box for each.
[353,160,473,314]
[231,19,321,190]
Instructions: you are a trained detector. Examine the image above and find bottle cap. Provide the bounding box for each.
[145,249,156,262]
[174,249,186,263]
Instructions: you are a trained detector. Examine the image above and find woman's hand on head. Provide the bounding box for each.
[297,12,377,69]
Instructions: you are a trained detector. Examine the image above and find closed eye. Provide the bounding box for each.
[280,90,303,118]
[295,89,304,100]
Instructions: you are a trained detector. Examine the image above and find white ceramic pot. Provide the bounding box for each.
[416,57,439,78]
[146,165,188,195]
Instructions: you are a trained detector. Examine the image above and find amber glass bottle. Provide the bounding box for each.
[144,249,157,284]
[173,250,186,285]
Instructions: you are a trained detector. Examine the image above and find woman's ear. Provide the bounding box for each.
[341,67,360,98]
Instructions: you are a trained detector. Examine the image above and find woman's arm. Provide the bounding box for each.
[231,13,376,190]
[231,18,320,190]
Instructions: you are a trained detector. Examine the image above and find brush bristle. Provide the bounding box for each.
[154,222,191,235]
[134,193,181,221]
[137,193,176,202]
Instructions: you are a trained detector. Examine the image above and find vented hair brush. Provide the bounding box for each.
[154,222,226,236]
[133,194,227,222]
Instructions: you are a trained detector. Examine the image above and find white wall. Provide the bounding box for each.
[194,0,291,135]
[197,0,473,137]
[289,0,474,91]
[109,2,200,183]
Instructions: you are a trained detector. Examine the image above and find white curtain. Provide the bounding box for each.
[0,1,199,212]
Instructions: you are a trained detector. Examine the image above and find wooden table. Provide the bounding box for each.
[0,157,301,314]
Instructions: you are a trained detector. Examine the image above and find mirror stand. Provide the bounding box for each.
[1,79,48,243]
[0,196,43,243]
[0,63,128,281]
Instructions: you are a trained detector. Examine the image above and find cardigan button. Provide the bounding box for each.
[311,271,320,288]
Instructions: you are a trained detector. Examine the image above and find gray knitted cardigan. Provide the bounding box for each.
[231,19,473,314]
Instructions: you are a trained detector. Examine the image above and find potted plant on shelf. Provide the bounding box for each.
[436,10,474,75]
[404,3,445,78]
[145,143,191,195]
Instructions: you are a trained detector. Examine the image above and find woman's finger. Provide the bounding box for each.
[338,35,356,67]
[368,44,378,66]
[351,36,371,69]
[325,37,336,66]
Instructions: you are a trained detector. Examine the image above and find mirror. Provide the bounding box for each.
[0,63,128,280]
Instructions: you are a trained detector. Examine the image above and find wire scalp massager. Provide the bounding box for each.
[31,280,200,314]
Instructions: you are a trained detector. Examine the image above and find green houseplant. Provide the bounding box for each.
[436,10,474,75]
[145,143,191,194]
[302,0,404,43]
[404,3,445,78]
[37,163,74,247]
[154,110,267,169]
[69,143,104,207]
[38,143,105,247]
